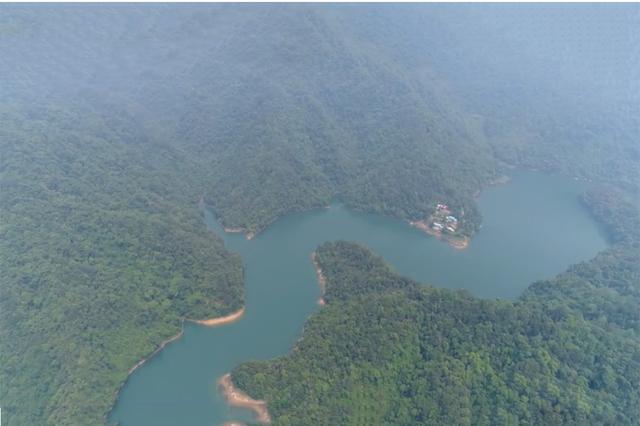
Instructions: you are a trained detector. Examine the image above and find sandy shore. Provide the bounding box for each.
[219,373,271,424]
[311,252,327,305]
[408,220,469,250]
[187,308,245,327]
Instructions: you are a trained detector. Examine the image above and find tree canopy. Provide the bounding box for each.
[232,189,640,425]
[0,4,638,425]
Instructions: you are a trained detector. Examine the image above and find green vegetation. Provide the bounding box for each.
[1,4,637,425]
[0,104,244,425]
[232,189,640,425]
[4,5,636,237]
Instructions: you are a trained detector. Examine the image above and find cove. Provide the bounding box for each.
[109,170,609,425]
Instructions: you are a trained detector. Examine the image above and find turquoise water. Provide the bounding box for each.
[109,171,609,425]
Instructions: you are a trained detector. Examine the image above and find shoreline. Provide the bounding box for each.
[108,307,246,421]
[186,307,245,327]
[199,198,255,241]
[311,252,327,305]
[475,174,512,198]
[219,373,271,424]
[223,227,255,240]
[489,174,511,187]
[127,327,184,375]
[107,323,185,422]
[408,220,469,250]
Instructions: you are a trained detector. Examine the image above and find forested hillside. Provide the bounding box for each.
[232,189,640,424]
[1,4,638,425]
[0,103,244,424]
[1,4,504,236]
[3,5,636,235]
[359,5,640,189]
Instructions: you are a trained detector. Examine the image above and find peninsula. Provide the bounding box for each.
[219,374,271,424]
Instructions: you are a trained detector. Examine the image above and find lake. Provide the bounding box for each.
[109,170,609,425]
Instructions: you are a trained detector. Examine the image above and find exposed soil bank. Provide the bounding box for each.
[224,227,245,233]
[311,252,327,305]
[224,227,255,240]
[408,220,469,250]
[219,373,271,424]
[187,308,245,327]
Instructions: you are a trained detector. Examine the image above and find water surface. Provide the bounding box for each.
[109,171,608,425]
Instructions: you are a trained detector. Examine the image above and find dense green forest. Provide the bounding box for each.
[1,4,638,425]
[2,5,637,234]
[0,104,244,424]
[232,188,640,424]
[1,4,506,236]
